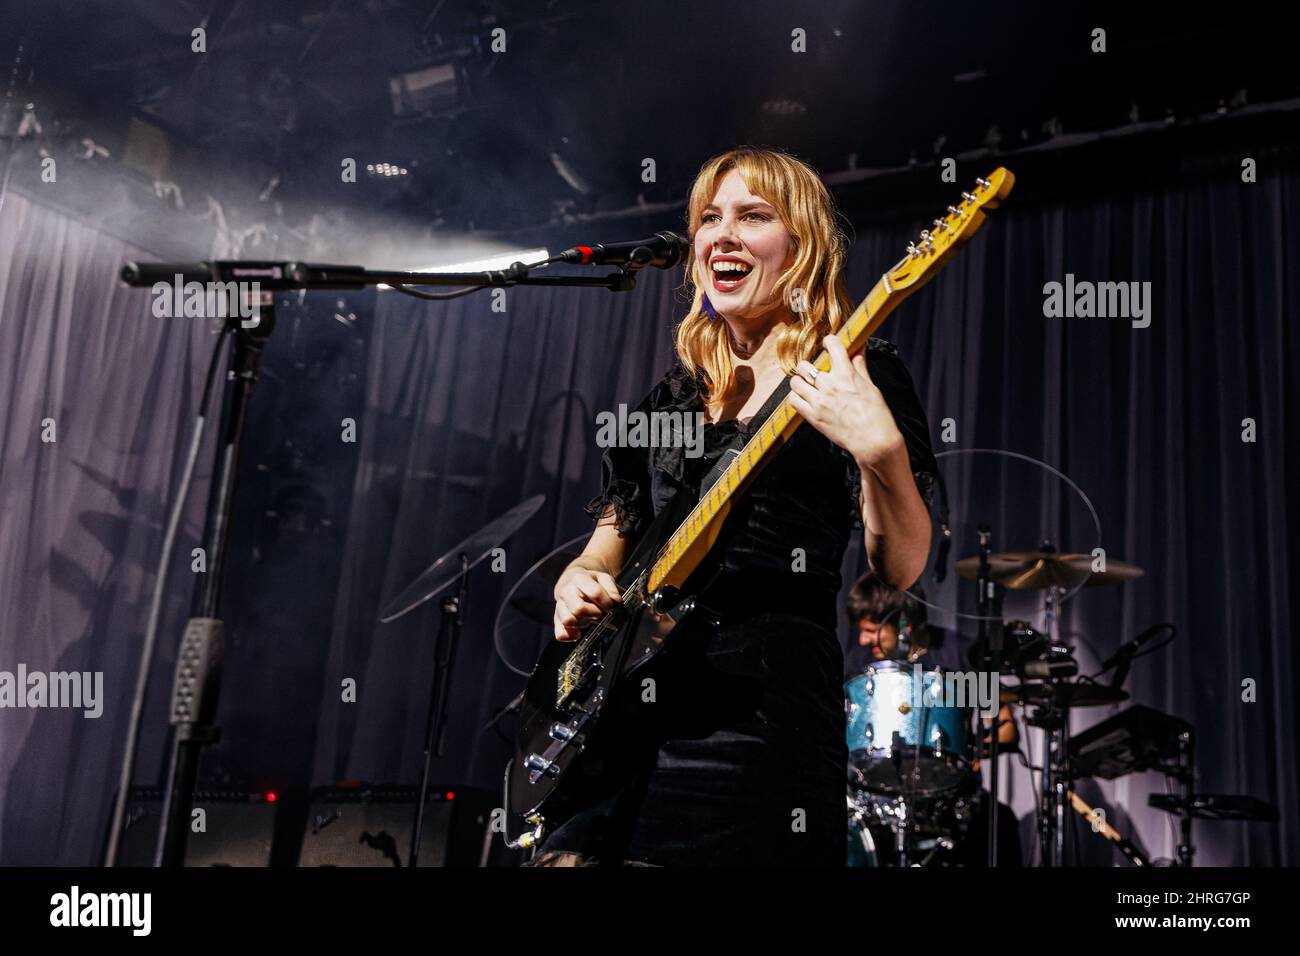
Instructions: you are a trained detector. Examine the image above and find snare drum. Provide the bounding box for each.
[845,660,973,797]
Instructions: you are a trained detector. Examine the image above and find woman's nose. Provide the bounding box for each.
[713,217,741,248]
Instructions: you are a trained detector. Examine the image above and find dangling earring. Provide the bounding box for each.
[701,293,719,322]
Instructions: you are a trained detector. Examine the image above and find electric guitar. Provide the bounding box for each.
[508,169,1016,847]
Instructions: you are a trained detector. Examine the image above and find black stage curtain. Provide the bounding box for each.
[0,159,1295,865]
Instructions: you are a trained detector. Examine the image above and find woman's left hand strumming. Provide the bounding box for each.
[789,335,905,467]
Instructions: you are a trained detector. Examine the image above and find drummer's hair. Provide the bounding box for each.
[846,572,928,631]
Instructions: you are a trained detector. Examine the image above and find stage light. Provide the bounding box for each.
[389,62,465,119]
[366,162,410,179]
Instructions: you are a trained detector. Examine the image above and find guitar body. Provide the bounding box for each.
[507,168,1016,843]
[509,493,717,822]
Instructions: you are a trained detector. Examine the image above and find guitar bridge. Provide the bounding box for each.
[557,649,598,707]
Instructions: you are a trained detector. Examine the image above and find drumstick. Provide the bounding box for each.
[1067,790,1149,866]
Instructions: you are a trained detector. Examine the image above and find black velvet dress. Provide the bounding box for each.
[538,337,937,866]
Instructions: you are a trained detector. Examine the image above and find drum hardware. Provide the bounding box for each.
[1002,680,1128,709]
[378,495,546,866]
[846,788,971,867]
[955,535,1149,867]
[1064,703,1199,865]
[968,524,1008,867]
[1148,793,1280,823]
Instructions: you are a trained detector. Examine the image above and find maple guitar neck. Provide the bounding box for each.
[646,167,1015,596]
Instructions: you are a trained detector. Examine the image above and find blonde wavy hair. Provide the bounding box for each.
[677,146,854,407]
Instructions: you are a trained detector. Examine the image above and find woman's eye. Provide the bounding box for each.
[700,211,770,225]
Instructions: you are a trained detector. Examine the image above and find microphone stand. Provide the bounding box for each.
[409,555,469,867]
[153,279,272,867]
[973,525,1005,867]
[117,255,651,867]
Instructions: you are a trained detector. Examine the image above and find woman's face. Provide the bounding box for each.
[693,169,795,323]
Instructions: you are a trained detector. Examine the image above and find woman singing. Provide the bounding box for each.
[533,146,937,866]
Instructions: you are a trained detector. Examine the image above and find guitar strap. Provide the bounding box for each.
[696,375,792,502]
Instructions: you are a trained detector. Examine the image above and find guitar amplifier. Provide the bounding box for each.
[113,787,278,866]
[298,784,496,867]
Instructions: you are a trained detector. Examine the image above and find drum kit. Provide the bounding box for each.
[844,538,1148,867]
[844,537,1278,867]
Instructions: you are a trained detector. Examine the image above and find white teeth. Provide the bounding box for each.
[713,261,751,274]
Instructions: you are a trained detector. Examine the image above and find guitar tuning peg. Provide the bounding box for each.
[933,219,948,231]
[961,191,976,203]
[919,230,931,241]
[947,205,959,216]
[906,242,919,256]
[976,177,990,189]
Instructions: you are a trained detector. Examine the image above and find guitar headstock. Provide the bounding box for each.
[884,167,1015,292]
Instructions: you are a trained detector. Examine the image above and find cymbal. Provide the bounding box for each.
[1001,681,1129,708]
[379,495,546,623]
[955,551,1144,590]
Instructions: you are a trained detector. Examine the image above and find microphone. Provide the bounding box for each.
[557,230,688,269]
[1102,623,1174,689]
[1099,624,1170,672]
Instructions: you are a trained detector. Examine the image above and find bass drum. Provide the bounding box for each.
[846,787,978,867]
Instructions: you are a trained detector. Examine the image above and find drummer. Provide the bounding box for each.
[843,572,1018,755]
[844,572,1024,865]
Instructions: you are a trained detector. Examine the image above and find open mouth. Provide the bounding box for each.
[711,259,752,293]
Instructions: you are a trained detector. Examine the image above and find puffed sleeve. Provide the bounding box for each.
[583,382,659,541]
[845,339,937,527]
